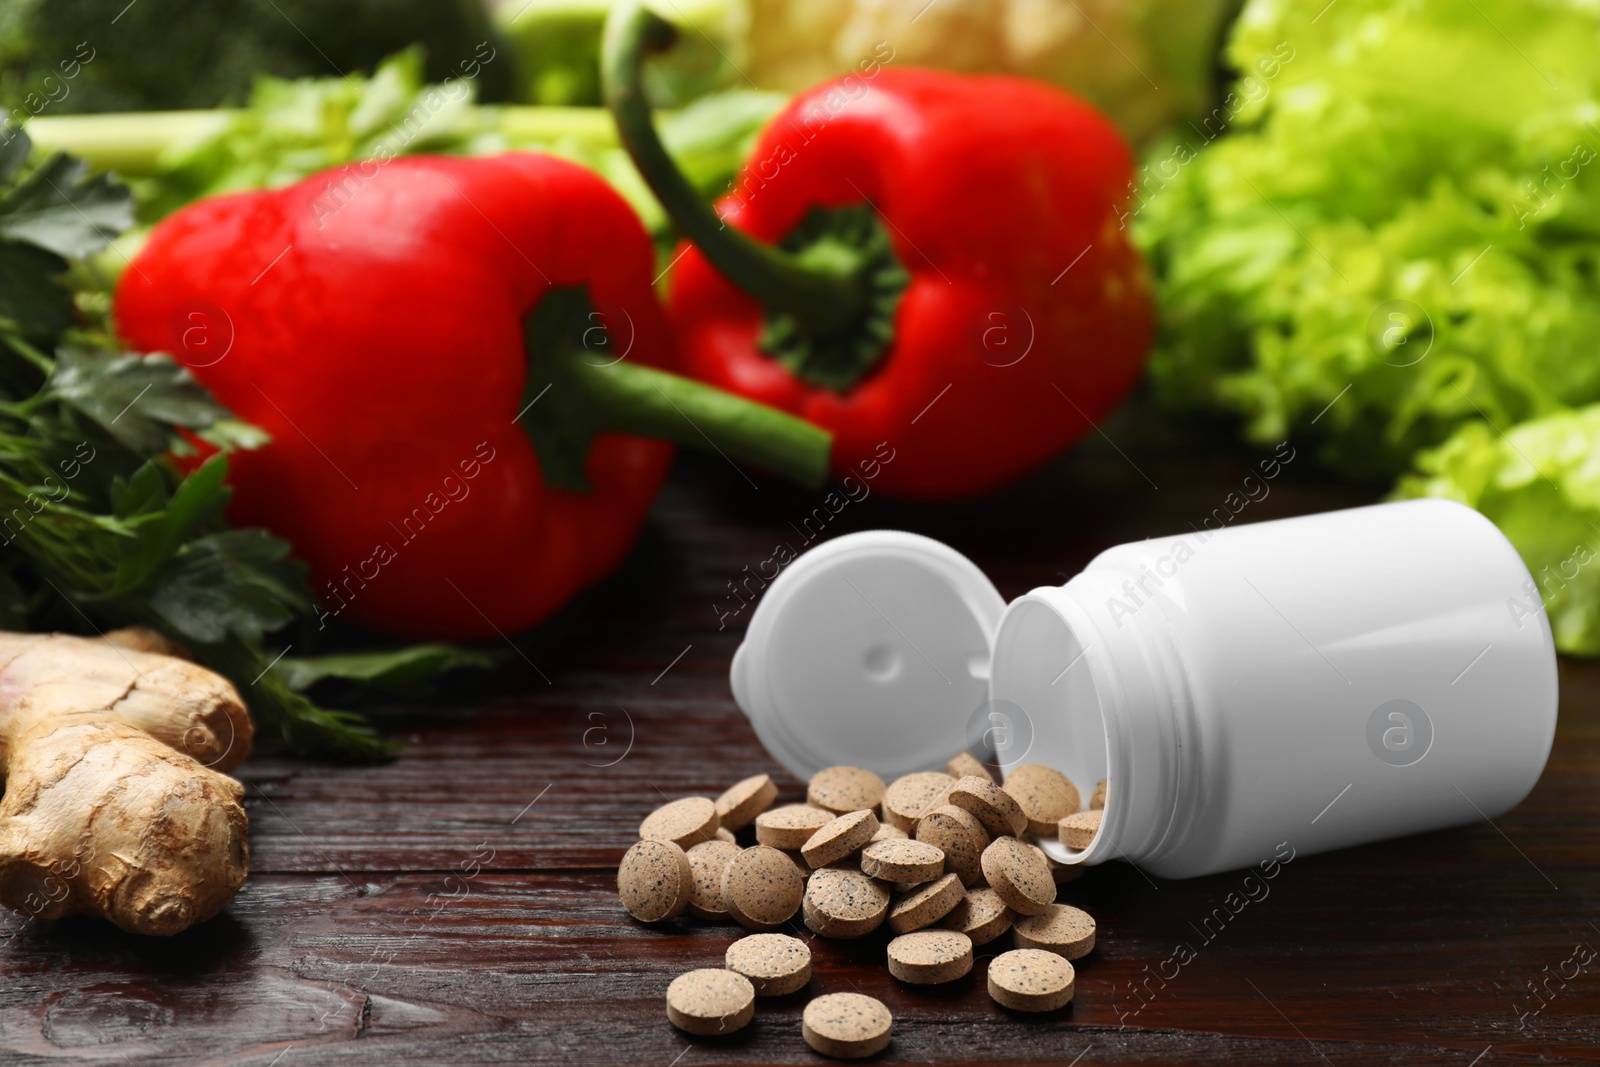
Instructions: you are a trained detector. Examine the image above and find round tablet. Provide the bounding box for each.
[1002,764,1081,836]
[946,776,1028,838]
[1090,779,1107,811]
[617,839,692,923]
[887,929,973,985]
[987,949,1075,1012]
[754,804,834,849]
[914,804,988,886]
[715,773,779,831]
[665,968,755,1034]
[715,826,737,844]
[887,873,965,934]
[685,839,740,920]
[802,992,892,1059]
[802,868,890,939]
[939,886,1013,946]
[860,838,944,883]
[870,823,909,843]
[801,809,879,868]
[807,766,886,815]
[1058,809,1103,850]
[1012,903,1097,959]
[981,836,1056,916]
[882,771,955,832]
[721,845,806,931]
[639,796,719,849]
[725,932,812,996]
[945,751,994,784]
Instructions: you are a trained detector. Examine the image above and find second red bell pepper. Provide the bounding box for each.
[603,2,1153,498]
[114,152,829,640]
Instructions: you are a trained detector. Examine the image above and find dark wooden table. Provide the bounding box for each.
[3,410,1597,1066]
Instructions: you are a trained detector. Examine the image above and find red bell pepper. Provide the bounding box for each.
[114,152,829,640]
[603,3,1152,499]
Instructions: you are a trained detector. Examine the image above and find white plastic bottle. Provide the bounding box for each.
[730,499,1558,878]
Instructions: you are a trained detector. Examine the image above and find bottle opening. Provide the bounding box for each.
[990,596,1113,864]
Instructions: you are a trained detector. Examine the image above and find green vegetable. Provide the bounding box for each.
[1394,407,1600,654]
[1136,0,1600,479]
[494,0,739,107]
[1139,0,1600,656]
[0,130,487,755]
[0,0,512,115]
[276,644,503,697]
[26,50,783,243]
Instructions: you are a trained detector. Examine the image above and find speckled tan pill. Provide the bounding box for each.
[801,809,879,868]
[725,932,812,996]
[754,803,834,849]
[716,773,779,831]
[807,766,886,815]
[802,992,892,1059]
[715,826,737,844]
[1002,764,1081,836]
[639,796,719,849]
[685,839,741,921]
[1028,842,1083,886]
[882,770,956,832]
[915,804,989,886]
[802,867,890,939]
[618,839,694,923]
[1012,902,1097,959]
[945,751,994,784]
[722,845,806,931]
[981,836,1056,916]
[1090,779,1107,811]
[946,775,1028,838]
[860,838,944,883]
[888,872,964,934]
[888,929,973,985]
[870,822,908,843]
[987,948,1075,1012]
[665,968,756,1034]
[939,886,1013,946]
[1058,809,1103,850]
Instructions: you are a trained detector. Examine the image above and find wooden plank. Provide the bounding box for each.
[1,444,1595,1065]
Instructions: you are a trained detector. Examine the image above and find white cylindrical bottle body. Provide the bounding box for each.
[991,498,1558,879]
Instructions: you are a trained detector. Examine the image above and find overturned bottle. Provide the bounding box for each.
[730,499,1557,879]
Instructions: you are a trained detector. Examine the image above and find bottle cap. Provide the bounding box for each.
[730,531,1005,781]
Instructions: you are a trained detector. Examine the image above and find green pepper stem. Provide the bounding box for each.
[576,354,831,488]
[601,0,867,335]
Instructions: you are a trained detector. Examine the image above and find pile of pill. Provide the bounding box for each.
[616,756,1107,1058]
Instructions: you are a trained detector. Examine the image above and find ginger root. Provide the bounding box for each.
[0,629,253,935]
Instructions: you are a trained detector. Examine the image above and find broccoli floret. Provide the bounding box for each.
[0,0,513,115]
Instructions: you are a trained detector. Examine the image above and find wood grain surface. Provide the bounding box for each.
[2,415,1596,1066]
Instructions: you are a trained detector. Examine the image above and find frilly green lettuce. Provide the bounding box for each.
[1135,0,1600,479]
[1394,406,1600,654]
